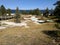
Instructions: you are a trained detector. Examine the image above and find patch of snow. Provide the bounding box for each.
[24,18,30,20]
[30,16,38,22]
[0,21,29,29]
[37,20,45,23]
[1,21,29,28]
[46,20,53,22]
[11,13,15,15]
[0,26,6,29]
[6,14,9,16]
[30,16,45,24]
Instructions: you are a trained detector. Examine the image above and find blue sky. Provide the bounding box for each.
[0,0,57,10]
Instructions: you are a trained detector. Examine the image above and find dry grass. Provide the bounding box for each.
[0,15,57,45]
[0,20,57,45]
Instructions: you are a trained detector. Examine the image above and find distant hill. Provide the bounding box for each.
[11,10,53,14]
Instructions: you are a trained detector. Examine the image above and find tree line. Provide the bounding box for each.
[0,0,60,24]
[0,5,11,16]
[0,5,52,17]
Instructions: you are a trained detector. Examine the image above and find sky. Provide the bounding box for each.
[0,0,57,10]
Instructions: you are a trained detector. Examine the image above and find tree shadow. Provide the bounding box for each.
[42,30,60,43]
[42,30,60,38]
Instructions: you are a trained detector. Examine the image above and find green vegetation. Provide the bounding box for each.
[54,0,60,19]
[54,0,60,29]
[21,10,28,14]
[43,8,49,17]
[0,7,2,16]
[15,7,21,23]
[29,8,42,16]
[33,8,41,15]
[0,5,6,16]
[21,8,42,16]
[29,10,33,15]
[50,9,54,16]
[0,5,12,17]
[7,8,11,16]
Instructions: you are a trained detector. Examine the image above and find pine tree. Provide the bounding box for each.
[0,5,6,16]
[21,10,27,14]
[15,7,20,23]
[54,0,60,29]
[50,9,54,16]
[7,8,11,16]
[0,7,2,16]
[29,10,34,15]
[33,8,41,16]
[43,8,49,17]
[54,0,60,19]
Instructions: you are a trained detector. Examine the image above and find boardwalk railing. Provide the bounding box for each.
[0,16,15,20]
